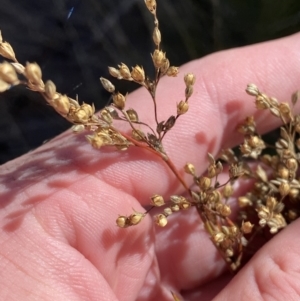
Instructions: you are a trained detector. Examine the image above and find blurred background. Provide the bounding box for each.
[0,0,300,164]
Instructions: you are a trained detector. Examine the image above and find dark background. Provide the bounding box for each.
[0,0,300,164]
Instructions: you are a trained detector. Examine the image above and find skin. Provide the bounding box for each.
[1,32,300,301]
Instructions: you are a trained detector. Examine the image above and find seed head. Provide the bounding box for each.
[184,163,195,175]
[0,61,18,84]
[164,208,172,216]
[118,63,132,80]
[225,248,234,257]
[167,66,179,77]
[152,49,165,68]
[266,196,277,210]
[11,62,25,74]
[81,103,94,117]
[86,134,103,149]
[144,0,156,14]
[198,176,211,191]
[171,204,180,212]
[216,203,231,217]
[25,62,42,85]
[255,94,270,110]
[184,73,196,86]
[100,77,115,93]
[241,221,254,234]
[72,124,85,133]
[279,181,290,196]
[44,80,56,100]
[131,65,145,83]
[113,92,126,110]
[116,216,129,228]
[153,26,161,46]
[213,232,225,243]
[177,100,189,115]
[154,214,168,227]
[108,66,122,79]
[160,58,170,75]
[246,83,259,96]
[0,40,16,61]
[53,95,70,115]
[100,108,113,124]
[74,108,89,123]
[150,194,165,207]
[126,108,139,122]
[286,158,298,171]
[223,183,234,198]
[279,102,291,116]
[129,212,145,225]
[207,164,217,178]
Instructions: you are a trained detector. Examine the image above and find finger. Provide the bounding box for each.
[213,218,300,301]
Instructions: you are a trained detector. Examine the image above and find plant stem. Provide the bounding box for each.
[120,130,191,194]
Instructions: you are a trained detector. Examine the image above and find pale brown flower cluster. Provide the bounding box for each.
[1,1,300,300]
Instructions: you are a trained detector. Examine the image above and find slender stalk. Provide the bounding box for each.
[119,130,191,194]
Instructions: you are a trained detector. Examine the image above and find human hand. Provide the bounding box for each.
[1,32,300,301]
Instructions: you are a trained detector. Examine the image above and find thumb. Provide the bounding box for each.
[213,217,300,300]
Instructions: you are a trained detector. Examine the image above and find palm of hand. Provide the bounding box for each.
[1,33,300,301]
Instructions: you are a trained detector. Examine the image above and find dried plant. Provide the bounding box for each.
[1,1,300,300]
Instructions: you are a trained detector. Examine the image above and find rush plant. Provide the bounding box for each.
[0,0,299,300]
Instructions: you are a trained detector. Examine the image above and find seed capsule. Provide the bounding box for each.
[216,203,231,217]
[163,208,172,216]
[100,77,115,93]
[129,212,145,225]
[53,94,70,115]
[213,232,225,243]
[152,27,161,45]
[223,183,234,198]
[25,62,42,85]
[184,73,196,86]
[246,83,259,96]
[0,41,16,61]
[86,134,103,149]
[154,214,168,227]
[44,80,56,99]
[177,100,189,115]
[184,163,195,175]
[166,66,179,77]
[152,49,165,68]
[131,65,145,83]
[144,0,156,14]
[126,108,139,122]
[100,109,113,124]
[150,194,165,207]
[116,216,129,228]
[241,221,254,234]
[108,66,122,79]
[279,182,290,196]
[198,176,211,191]
[112,92,126,110]
[0,61,18,84]
[118,63,132,80]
